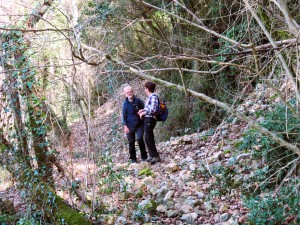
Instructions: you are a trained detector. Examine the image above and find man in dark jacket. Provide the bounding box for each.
[122,85,148,163]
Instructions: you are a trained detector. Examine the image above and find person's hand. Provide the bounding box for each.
[138,109,145,114]
[124,126,129,134]
[138,111,146,119]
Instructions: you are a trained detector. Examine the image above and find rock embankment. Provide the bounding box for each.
[58,81,280,224]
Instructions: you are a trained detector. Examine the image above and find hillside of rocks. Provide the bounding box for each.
[52,80,287,225]
[0,80,291,225]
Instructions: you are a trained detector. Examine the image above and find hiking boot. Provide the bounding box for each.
[130,159,137,164]
[149,156,161,164]
[146,157,153,162]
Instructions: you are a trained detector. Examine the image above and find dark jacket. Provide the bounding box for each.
[122,96,144,129]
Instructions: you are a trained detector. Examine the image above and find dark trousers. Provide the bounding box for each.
[127,126,147,160]
[144,117,159,157]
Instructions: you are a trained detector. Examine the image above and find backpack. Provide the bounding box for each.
[156,97,168,122]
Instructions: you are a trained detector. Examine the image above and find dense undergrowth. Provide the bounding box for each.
[213,100,300,224]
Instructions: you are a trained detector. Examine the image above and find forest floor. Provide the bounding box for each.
[53,80,280,225]
[0,79,290,224]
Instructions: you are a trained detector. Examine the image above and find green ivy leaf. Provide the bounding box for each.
[26,81,33,89]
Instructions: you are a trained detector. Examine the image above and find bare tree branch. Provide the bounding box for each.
[243,0,300,102]
[141,67,230,74]
[265,80,300,119]
[270,0,300,37]
[142,0,252,49]
[138,0,188,95]
[0,27,72,32]
[27,0,55,28]
[96,52,300,156]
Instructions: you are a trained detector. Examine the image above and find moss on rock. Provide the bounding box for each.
[55,196,92,225]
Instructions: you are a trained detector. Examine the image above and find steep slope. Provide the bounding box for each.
[54,80,284,225]
[1,79,288,224]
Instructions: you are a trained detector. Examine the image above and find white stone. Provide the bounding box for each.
[165,162,180,174]
[180,213,198,223]
[163,190,174,202]
[179,205,193,214]
[157,204,168,213]
[189,164,196,171]
[141,176,154,186]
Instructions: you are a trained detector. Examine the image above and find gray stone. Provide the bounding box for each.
[221,217,239,225]
[184,196,196,207]
[185,156,195,163]
[203,201,213,212]
[227,157,236,166]
[114,216,127,225]
[214,151,225,161]
[179,204,193,214]
[220,213,230,222]
[245,101,253,107]
[179,170,192,183]
[238,106,245,112]
[251,160,260,170]
[138,199,152,209]
[197,152,206,158]
[156,204,168,213]
[233,165,242,173]
[149,186,158,195]
[196,191,205,199]
[208,162,222,174]
[221,130,228,136]
[221,124,229,129]
[141,176,154,186]
[189,163,196,171]
[231,117,238,124]
[180,213,198,224]
[194,208,205,216]
[222,145,232,153]
[166,210,179,218]
[155,186,169,203]
[236,153,251,163]
[214,213,221,222]
[163,190,174,202]
[239,158,252,167]
[170,137,176,141]
[243,174,250,182]
[170,173,180,182]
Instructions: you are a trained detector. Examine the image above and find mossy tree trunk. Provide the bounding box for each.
[0,0,91,223]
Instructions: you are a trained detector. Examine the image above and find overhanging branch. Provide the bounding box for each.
[104,54,300,156]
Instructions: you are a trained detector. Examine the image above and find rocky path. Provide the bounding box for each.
[1,81,276,224]
[58,81,273,224]
[99,124,250,224]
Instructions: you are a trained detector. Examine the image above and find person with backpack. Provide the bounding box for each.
[122,85,148,163]
[138,81,161,164]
